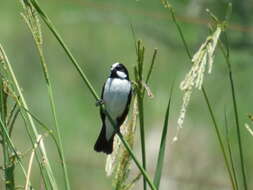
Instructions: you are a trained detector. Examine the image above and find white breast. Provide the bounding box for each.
[103,78,131,140]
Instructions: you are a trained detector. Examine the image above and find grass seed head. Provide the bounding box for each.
[175,27,221,141]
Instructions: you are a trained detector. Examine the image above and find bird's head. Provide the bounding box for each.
[110,62,129,79]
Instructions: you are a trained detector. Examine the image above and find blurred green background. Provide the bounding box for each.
[0,0,253,189]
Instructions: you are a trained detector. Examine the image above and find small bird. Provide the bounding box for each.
[94,63,132,154]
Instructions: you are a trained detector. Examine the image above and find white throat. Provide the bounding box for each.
[116,71,127,79]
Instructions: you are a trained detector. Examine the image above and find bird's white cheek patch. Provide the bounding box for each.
[116,71,127,79]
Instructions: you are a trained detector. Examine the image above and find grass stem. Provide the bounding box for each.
[219,32,248,190]
[0,80,15,190]
[29,1,157,189]
[0,44,58,190]
[135,41,147,190]
[164,4,237,189]
[224,111,239,190]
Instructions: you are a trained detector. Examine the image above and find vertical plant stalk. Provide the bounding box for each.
[0,80,15,190]
[137,95,146,190]
[0,116,32,189]
[28,1,158,189]
[0,69,31,188]
[0,44,58,190]
[167,4,192,58]
[7,103,20,137]
[0,120,14,190]
[224,111,239,190]
[162,2,237,189]
[134,41,147,190]
[229,67,247,190]
[21,2,70,189]
[219,32,248,190]
[202,88,236,190]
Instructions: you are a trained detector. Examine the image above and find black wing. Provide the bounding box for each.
[99,82,106,123]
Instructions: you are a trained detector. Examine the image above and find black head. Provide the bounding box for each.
[110,62,130,80]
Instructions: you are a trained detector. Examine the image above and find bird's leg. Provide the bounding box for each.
[95,99,104,107]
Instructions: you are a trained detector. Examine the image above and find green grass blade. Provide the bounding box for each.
[135,41,147,190]
[0,79,15,190]
[153,88,173,189]
[145,48,158,84]
[213,3,248,187]
[201,88,236,190]
[7,102,19,136]
[0,44,58,190]
[219,32,248,190]
[137,93,147,190]
[224,111,239,190]
[0,117,32,189]
[229,76,247,189]
[30,0,100,101]
[130,23,138,55]
[166,4,192,59]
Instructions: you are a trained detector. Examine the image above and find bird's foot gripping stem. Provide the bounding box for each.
[95,99,104,107]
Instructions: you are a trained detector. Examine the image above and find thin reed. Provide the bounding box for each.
[0,0,251,190]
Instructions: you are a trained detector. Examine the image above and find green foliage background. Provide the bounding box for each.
[0,0,252,189]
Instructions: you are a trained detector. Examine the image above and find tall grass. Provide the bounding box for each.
[20,1,70,189]
[26,0,160,189]
[162,1,248,189]
[0,44,59,190]
[134,40,147,190]
[219,26,248,190]
[0,0,250,190]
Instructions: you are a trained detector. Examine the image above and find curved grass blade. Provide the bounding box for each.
[153,86,173,189]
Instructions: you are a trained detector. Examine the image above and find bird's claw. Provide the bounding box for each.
[96,99,104,107]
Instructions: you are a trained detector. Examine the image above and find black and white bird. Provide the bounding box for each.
[94,63,132,154]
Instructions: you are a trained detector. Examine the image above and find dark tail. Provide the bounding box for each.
[94,125,114,154]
